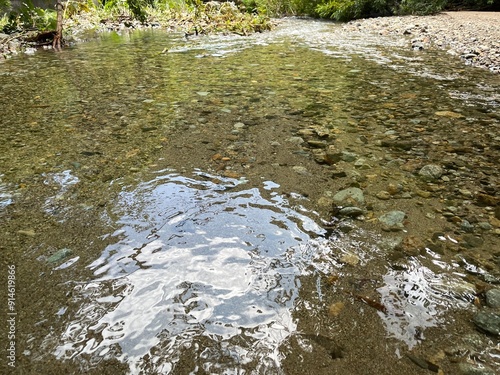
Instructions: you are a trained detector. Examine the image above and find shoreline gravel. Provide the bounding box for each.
[342,11,500,73]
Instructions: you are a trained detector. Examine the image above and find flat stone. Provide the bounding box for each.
[379,211,406,231]
[378,237,403,251]
[287,136,304,145]
[462,234,484,247]
[415,189,432,198]
[333,187,365,206]
[18,229,36,236]
[47,248,73,263]
[292,166,309,175]
[472,311,500,335]
[458,363,496,375]
[418,164,443,181]
[485,289,500,308]
[307,140,327,148]
[341,151,357,162]
[435,110,464,119]
[338,206,364,217]
[376,191,391,200]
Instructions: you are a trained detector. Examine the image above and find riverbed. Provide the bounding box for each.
[0,18,499,375]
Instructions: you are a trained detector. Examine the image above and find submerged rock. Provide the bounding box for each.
[472,311,500,335]
[338,206,364,217]
[418,164,443,181]
[47,248,73,263]
[332,187,365,206]
[458,362,497,375]
[485,289,500,308]
[379,211,406,231]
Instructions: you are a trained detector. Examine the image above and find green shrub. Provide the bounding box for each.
[397,0,446,15]
[315,0,394,21]
[1,0,11,13]
[2,1,57,32]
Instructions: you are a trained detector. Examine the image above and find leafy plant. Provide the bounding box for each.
[1,0,10,12]
[2,1,57,32]
[397,0,447,15]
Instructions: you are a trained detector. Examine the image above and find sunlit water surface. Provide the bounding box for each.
[1,18,499,374]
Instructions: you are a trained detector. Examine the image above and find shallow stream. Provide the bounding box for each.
[1,18,499,375]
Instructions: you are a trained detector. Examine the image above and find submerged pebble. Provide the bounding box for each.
[47,248,73,263]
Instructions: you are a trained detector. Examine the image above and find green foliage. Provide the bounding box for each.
[126,0,149,21]
[315,0,394,21]
[2,0,57,32]
[397,0,446,15]
[446,0,499,9]
[246,0,498,20]
[1,0,11,12]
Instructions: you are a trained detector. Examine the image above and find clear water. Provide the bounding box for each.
[1,18,499,374]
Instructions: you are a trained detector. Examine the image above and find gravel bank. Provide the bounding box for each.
[342,11,500,73]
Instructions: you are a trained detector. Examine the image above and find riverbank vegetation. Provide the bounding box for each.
[0,0,498,46]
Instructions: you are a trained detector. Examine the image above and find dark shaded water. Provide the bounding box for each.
[0,19,499,374]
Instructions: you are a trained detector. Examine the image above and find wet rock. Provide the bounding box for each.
[311,149,326,163]
[325,146,342,165]
[292,166,309,175]
[435,110,464,119]
[317,196,334,210]
[478,222,493,231]
[378,237,403,251]
[47,248,73,263]
[338,206,364,217]
[485,289,500,308]
[458,362,497,375]
[462,233,485,248]
[418,164,443,181]
[387,183,403,195]
[380,140,417,150]
[379,211,406,231]
[460,220,475,233]
[376,191,391,200]
[489,217,500,228]
[18,229,36,237]
[332,187,365,206]
[415,189,432,198]
[307,140,327,148]
[476,193,500,207]
[341,151,357,162]
[472,311,500,335]
[354,158,370,169]
[459,189,473,198]
[287,136,304,145]
[340,252,360,266]
[331,170,347,178]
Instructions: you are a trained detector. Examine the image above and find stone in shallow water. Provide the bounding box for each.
[379,211,406,231]
[341,151,357,162]
[472,311,500,335]
[376,191,391,200]
[47,248,73,263]
[458,363,496,375]
[435,110,464,119]
[292,166,309,175]
[332,187,365,206]
[485,289,500,308]
[338,206,364,217]
[418,164,443,181]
